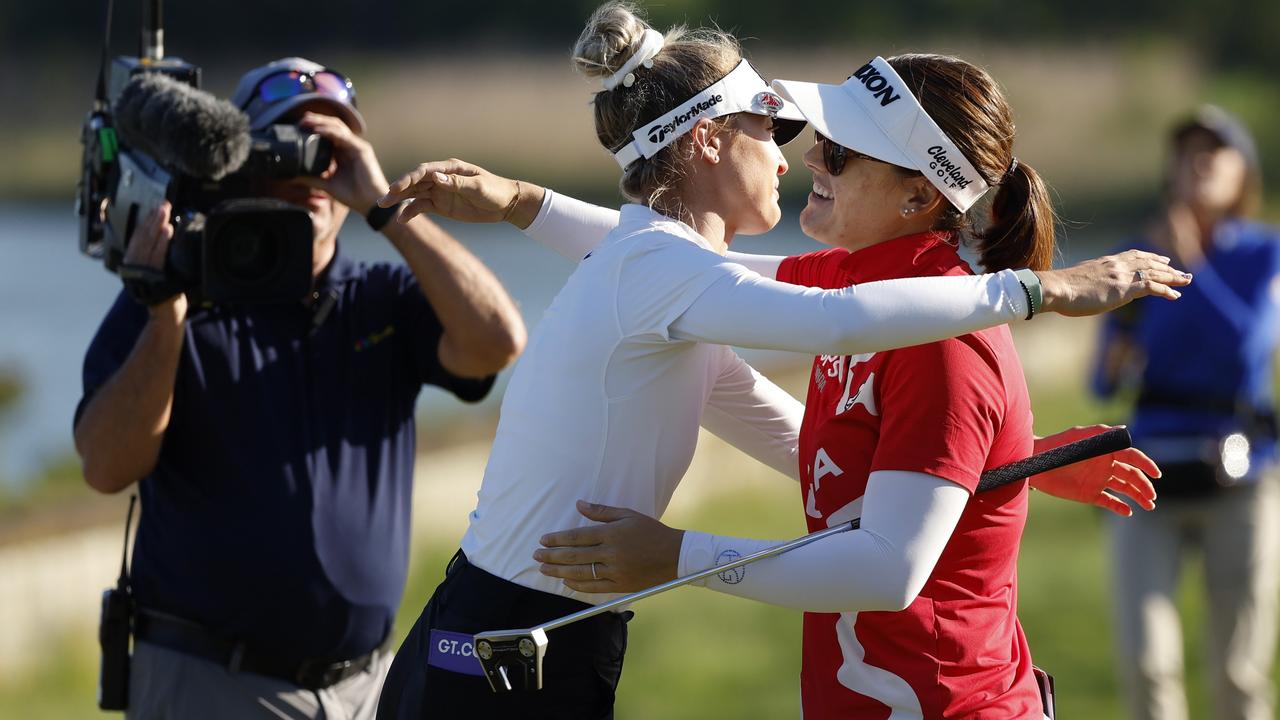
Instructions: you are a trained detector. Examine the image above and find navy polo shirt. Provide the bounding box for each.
[77,247,494,663]
[1091,219,1280,471]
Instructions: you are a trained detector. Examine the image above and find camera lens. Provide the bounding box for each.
[200,198,314,303]
[210,218,285,287]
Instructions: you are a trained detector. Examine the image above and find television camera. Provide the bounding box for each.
[76,0,330,304]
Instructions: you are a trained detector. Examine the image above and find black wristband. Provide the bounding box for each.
[366,202,402,232]
[119,263,182,307]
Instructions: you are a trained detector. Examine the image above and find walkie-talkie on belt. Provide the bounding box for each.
[98,494,137,711]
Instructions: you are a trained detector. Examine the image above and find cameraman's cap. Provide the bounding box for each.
[232,57,366,134]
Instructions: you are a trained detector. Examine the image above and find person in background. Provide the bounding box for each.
[73,57,525,719]
[1091,105,1280,720]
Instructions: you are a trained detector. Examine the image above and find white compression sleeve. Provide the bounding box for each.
[698,346,802,481]
[677,471,969,613]
[521,189,620,262]
[523,191,786,279]
[723,251,785,278]
[668,267,1028,356]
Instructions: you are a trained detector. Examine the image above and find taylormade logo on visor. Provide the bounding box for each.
[851,63,902,107]
[647,94,724,144]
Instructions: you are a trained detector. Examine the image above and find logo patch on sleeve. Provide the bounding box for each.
[715,549,746,584]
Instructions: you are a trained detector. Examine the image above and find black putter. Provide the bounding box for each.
[474,427,1134,692]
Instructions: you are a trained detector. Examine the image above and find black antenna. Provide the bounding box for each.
[93,0,116,108]
[141,0,163,61]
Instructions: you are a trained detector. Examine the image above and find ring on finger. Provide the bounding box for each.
[591,562,599,580]
[1134,269,1146,282]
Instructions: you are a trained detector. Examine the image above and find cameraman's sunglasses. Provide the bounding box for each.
[815,131,894,176]
[252,69,356,106]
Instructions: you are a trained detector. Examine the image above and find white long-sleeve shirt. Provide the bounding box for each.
[461,199,1028,604]
[522,189,786,276]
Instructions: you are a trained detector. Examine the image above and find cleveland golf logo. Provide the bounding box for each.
[646,94,724,144]
[851,63,902,107]
[926,146,975,190]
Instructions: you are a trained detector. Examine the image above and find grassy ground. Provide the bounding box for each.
[0,495,1240,720]
[4,376,1269,719]
[2,323,1275,717]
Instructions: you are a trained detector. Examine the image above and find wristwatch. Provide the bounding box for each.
[366,201,403,232]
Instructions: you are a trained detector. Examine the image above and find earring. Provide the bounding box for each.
[902,207,917,216]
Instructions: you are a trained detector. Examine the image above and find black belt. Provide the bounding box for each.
[133,609,387,690]
[1137,388,1278,438]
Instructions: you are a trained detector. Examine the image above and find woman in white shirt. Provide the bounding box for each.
[374,4,1185,719]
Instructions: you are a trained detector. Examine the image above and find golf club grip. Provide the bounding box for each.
[973,426,1132,494]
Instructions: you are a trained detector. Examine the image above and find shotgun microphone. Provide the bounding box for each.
[113,72,251,180]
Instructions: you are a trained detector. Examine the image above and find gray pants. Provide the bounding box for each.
[126,640,393,720]
[1109,471,1280,720]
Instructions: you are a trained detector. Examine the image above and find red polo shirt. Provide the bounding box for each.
[777,233,1040,719]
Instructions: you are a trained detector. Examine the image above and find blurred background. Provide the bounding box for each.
[1,0,1277,717]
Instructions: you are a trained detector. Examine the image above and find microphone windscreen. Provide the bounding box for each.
[114,73,251,180]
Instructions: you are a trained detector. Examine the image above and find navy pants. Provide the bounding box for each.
[377,552,631,720]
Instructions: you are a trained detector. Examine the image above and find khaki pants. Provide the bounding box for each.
[1109,470,1280,720]
[125,640,393,720]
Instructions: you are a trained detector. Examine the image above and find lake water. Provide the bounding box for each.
[0,202,824,487]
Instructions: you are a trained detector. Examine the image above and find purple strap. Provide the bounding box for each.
[426,629,485,676]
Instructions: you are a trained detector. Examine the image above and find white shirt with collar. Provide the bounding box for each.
[461,199,1027,603]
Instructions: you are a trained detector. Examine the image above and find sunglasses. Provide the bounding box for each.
[814,131,894,176]
[252,69,356,106]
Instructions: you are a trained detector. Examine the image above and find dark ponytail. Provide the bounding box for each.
[975,160,1055,272]
[888,53,1057,273]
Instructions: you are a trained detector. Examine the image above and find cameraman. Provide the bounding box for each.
[73,58,526,719]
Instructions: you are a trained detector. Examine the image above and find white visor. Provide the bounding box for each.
[612,59,806,169]
[772,57,991,212]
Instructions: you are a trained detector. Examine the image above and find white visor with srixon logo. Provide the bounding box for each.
[612,59,806,169]
[772,57,991,212]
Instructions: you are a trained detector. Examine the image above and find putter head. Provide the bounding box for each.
[473,627,548,692]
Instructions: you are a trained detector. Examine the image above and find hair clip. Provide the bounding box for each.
[603,29,665,91]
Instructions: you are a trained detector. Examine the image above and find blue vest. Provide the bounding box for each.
[1092,219,1280,473]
